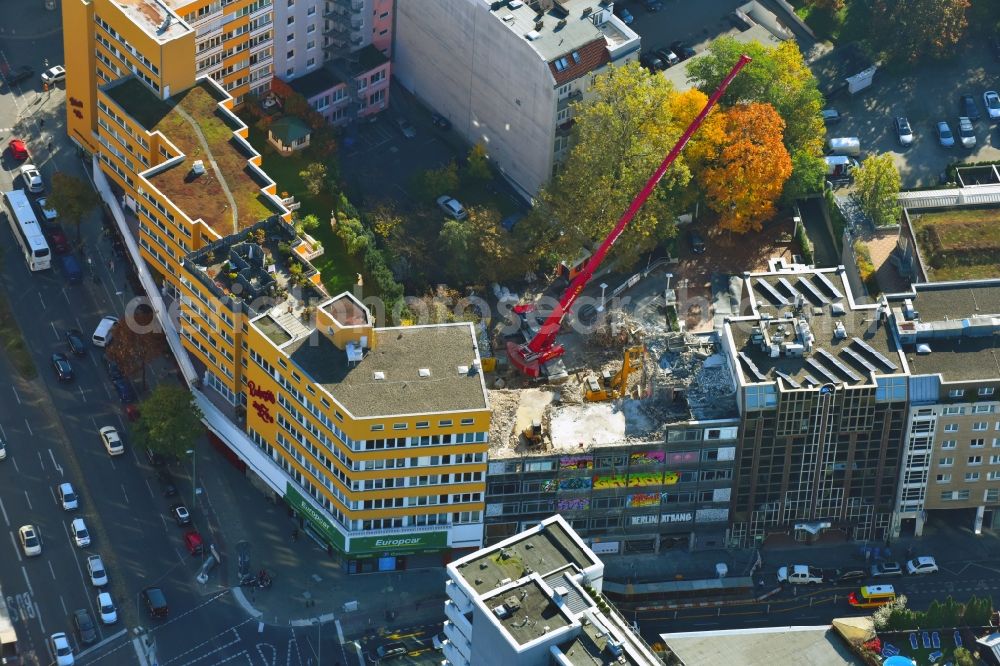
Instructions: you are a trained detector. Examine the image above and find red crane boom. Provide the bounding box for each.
[507,54,751,378]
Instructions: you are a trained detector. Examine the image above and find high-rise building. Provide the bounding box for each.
[444,515,663,666]
[721,260,909,547]
[63,0,491,568]
[393,0,639,200]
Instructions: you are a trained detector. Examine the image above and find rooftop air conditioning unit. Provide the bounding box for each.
[191,160,206,176]
[509,0,523,7]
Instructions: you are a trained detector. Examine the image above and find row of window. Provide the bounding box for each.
[943,421,1000,432]
[938,455,1000,467]
[940,488,1000,502]
[96,16,159,76]
[948,387,996,398]
[936,471,1000,483]
[940,438,1000,449]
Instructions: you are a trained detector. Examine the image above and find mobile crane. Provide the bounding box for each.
[506,55,751,378]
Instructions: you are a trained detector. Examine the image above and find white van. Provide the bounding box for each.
[827,137,861,157]
[92,316,119,348]
[825,155,860,179]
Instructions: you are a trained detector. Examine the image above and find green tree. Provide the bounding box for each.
[438,218,474,284]
[942,596,963,627]
[534,61,690,266]
[953,647,975,666]
[133,385,204,460]
[334,214,369,256]
[871,0,969,64]
[412,161,460,204]
[294,213,320,237]
[854,153,901,228]
[46,172,99,241]
[687,37,826,201]
[465,143,492,184]
[298,163,328,197]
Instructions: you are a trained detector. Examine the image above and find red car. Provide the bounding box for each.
[8,138,28,161]
[183,531,204,556]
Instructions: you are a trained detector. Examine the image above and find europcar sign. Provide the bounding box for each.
[349,531,449,555]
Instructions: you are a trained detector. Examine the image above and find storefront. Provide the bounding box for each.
[345,531,450,573]
[284,485,346,555]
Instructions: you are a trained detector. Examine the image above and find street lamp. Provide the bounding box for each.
[597,283,608,312]
[186,449,197,508]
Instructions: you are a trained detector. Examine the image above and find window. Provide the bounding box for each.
[941,490,970,501]
[969,455,983,465]
[988,488,1000,501]
[307,23,316,33]
[307,5,316,14]
[980,387,996,396]
[949,389,965,398]
[554,57,569,71]
[287,34,294,42]
[393,423,407,431]
[939,457,954,467]
[966,472,981,482]
[972,439,985,448]
[974,404,994,414]
[285,68,294,77]
[941,440,957,449]
[989,472,1000,481]
[307,40,315,50]
[571,51,581,63]
[370,424,384,432]
[944,424,960,432]
[943,406,964,415]
[991,455,1000,464]
[415,421,430,429]
[438,420,453,427]
[287,16,294,24]
[973,422,989,431]
[307,57,315,67]
[936,473,951,483]
[460,418,474,426]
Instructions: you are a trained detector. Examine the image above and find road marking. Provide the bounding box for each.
[144,477,154,499]
[24,490,32,510]
[49,449,63,476]
[34,600,44,635]
[77,384,86,402]
[0,424,5,440]
[121,484,129,504]
[10,532,22,562]
[59,595,67,617]
[51,321,59,340]
[0,498,8,527]
[11,386,20,405]
[62,288,71,306]
[24,419,32,436]
[48,560,56,580]
[10,457,17,473]
[38,292,46,311]
[21,566,33,595]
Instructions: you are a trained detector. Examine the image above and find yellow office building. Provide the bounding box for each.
[63,0,491,566]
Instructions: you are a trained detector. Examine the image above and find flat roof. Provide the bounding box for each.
[114,0,191,42]
[661,625,862,666]
[103,78,281,236]
[288,68,343,99]
[729,267,904,387]
[484,578,571,646]
[454,518,597,597]
[662,24,782,91]
[489,0,625,66]
[286,324,489,418]
[559,620,650,666]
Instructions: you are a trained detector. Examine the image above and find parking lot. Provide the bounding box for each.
[820,39,1000,188]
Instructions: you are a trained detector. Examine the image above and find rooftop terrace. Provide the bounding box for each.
[115,0,191,42]
[285,324,489,418]
[484,578,572,646]
[103,78,283,237]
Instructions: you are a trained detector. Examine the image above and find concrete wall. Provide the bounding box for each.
[273,0,324,80]
[394,0,557,199]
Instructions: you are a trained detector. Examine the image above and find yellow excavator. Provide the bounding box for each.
[585,346,644,402]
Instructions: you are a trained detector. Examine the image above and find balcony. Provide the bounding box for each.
[444,600,472,636]
[445,579,473,614]
[325,0,363,18]
[442,641,469,666]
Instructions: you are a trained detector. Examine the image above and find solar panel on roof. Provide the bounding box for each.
[850,337,898,371]
[840,347,880,375]
[802,374,821,387]
[738,352,768,382]
[814,272,844,299]
[796,277,828,305]
[806,358,841,385]
[777,277,801,299]
[755,279,789,306]
[776,371,800,388]
[815,347,862,382]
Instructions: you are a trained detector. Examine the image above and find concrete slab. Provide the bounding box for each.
[513,388,555,440]
[550,403,626,449]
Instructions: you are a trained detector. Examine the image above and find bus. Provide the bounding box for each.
[0,582,19,664]
[2,190,51,271]
[848,584,897,608]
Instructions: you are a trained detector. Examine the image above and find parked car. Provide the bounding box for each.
[906,556,938,575]
[984,91,1000,121]
[894,117,914,146]
[871,561,903,578]
[41,65,66,85]
[100,426,124,456]
[73,608,98,645]
[43,222,70,254]
[0,438,6,461]
[777,564,825,585]
[58,482,79,511]
[20,163,44,193]
[19,524,41,556]
[639,52,666,72]
[670,41,697,61]
[92,315,118,348]
[52,353,74,381]
[688,229,706,254]
[157,469,178,497]
[376,642,408,660]
[612,3,633,24]
[70,517,90,547]
[936,120,955,147]
[430,112,452,130]
[958,116,976,148]
[171,503,192,526]
[7,138,29,161]
[104,356,123,380]
[142,587,169,618]
[145,447,166,467]
[826,568,867,585]
[49,632,74,666]
[65,329,86,357]
[642,0,663,12]
[97,592,118,624]
[1,64,34,87]
[396,117,416,139]
[184,531,204,556]
[821,109,841,125]
[436,195,468,221]
[87,554,108,587]
[654,48,680,68]
[112,377,137,404]
[961,93,981,122]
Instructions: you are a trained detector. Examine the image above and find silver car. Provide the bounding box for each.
[958,116,976,148]
[936,121,955,147]
[984,90,1000,121]
[894,117,913,146]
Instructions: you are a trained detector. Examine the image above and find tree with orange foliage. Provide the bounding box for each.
[703,103,791,234]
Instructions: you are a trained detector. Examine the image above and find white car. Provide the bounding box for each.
[0,438,6,460]
[50,631,74,665]
[906,556,939,575]
[19,524,41,557]
[97,592,118,624]
[41,65,66,85]
[100,426,124,456]
[958,116,976,148]
[87,554,108,587]
[37,197,59,221]
[436,195,468,221]
[58,482,79,510]
[777,564,825,585]
[985,91,1000,121]
[71,517,91,547]
[19,163,44,193]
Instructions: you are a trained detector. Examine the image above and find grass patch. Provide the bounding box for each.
[0,270,38,379]
[787,0,871,45]
[243,123,363,296]
[910,207,1000,282]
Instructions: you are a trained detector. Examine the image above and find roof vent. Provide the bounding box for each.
[191,160,206,176]
[916,343,932,354]
[830,303,846,315]
[457,365,469,375]
[373,371,385,380]
[508,0,523,7]
[502,13,515,22]
[418,368,431,378]
[526,29,541,40]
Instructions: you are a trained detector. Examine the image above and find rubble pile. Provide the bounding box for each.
[487,389,521,451]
